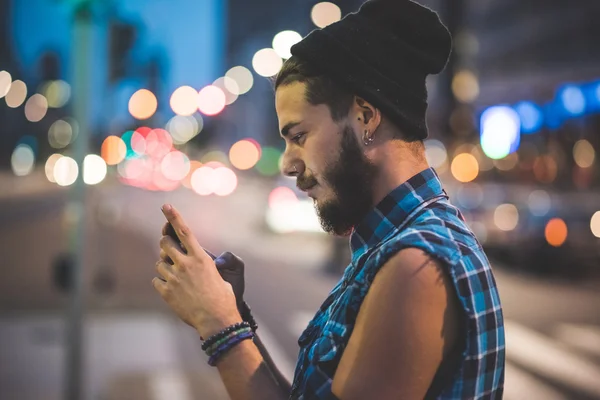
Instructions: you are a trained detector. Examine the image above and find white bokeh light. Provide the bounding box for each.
[225,66,253,95]
[54,156,79,186]
[252,48,283,77]
[11,144,35,176]
[272,30,302,59]
[83,154,107,185]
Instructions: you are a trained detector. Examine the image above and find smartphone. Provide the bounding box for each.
[165,222,216,259]
[164,222,245,306]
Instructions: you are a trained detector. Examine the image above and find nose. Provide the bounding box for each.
[281,151,304,177]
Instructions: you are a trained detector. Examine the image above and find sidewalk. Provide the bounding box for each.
[0,168,64,201]
[0,311,230,400]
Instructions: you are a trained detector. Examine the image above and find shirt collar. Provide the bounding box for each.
[349,167,446,264]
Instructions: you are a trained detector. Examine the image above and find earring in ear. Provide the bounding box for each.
[363,130,374,146]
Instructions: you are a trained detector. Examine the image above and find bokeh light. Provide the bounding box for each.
[256,147,283,176]
[197,85,226,116]
[514,101,543,133]
[494,152,519,171]
[311,2,341,28]
[470,145,494,171]
[201,150,229,165]
[48,119,73,149]
[573,139,595,168]
[167,115,202,145]
[191,166,215,196]
[170,86,199,116]
[11,144,35,176]
[494,204,519,231]
[213,77,239,105]
[528,190,551,216]
[480,106,521,159]
[182,160,203,189]
[54,156,78,186]
[452,70,479,103]
[268,186,298,209]
[5,79,27,108]
[0,70,12,98]
[424,139,447,169]
[40,80,71,108]
[225,66,253,95]
[272,30,302,59]
[83,154,107,185]
[212,167,238,196]
[229,139,261,170]
[128,89,157,120]
[145,128,173,159]
[252,48,283,78]
[559,85,586,116]
[545,218,568,247]
[24,94,48,122]
[161,151,191,181]
[456,183,483,210]
[533,155,558,183]
[101,135,127,165]
[45,153,63,183]
[451,153,479,182]
[590,211,600,238]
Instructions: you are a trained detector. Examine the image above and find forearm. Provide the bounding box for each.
[214,337,289,400]
[253,334,292,394]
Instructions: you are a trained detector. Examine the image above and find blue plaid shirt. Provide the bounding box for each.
[290,167,505,399]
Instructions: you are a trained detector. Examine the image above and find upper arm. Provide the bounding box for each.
[331,248,462,400]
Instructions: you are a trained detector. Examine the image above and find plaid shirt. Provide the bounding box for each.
[290,167,505,399]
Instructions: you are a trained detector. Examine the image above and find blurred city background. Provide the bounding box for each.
[1,0,599,399]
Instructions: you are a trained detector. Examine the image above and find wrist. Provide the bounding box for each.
[196,313,243,339]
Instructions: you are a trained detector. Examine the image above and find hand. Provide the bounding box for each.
[153,204,242,338]
[160,222,246,308]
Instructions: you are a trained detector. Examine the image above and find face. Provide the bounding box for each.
[276,82,378,236]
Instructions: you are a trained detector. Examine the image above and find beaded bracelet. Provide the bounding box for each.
[206,327,253,357]
[240,301,258,332]
[201,321,250,351]
[208,331,255,366]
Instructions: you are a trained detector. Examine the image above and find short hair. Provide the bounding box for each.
[273,55,354,122]
[274,55,418,143]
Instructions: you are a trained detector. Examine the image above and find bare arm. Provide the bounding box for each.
[331,248,462,399]
[211,336,289,400]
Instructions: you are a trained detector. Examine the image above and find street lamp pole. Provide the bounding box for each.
[64,1,92,399]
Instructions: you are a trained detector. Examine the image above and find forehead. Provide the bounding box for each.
[275,82,333,132]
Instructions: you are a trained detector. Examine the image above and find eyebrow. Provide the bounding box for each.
[280,121,301,138]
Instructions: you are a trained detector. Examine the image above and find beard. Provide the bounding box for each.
[298,125,378,236]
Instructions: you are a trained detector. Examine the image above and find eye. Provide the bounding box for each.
[291,132,306,144]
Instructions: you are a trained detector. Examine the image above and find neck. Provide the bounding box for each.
[371,147,430,208]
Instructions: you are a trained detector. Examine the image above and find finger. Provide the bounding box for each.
[152,276,167,295]
[161,204,203,256]
[159,235,186,265]
[162,222,170,236]
[156,259,176,281]
[159,249,174,265]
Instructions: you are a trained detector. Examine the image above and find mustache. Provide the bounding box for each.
[296,175,318,191]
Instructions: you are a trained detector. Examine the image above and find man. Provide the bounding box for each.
[153,0,505,399]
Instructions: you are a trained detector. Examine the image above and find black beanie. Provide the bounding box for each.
[290,0,452,141]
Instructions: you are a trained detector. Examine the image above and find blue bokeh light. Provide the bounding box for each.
[514,101,543,134]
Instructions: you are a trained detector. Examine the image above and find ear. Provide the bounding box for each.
[351,96,382,143]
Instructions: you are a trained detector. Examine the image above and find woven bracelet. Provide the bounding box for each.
[208,331,255,366]
[201,321,250,351]
[206,327,253,357]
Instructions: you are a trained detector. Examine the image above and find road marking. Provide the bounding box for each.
[150,369,192,400]
[504,362,566,400]
[254,316,297,382]
[554,323,600,358]
[289,311,316,338]
[505,320,600,398]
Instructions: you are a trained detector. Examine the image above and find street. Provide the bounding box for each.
[1,173,599,400]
